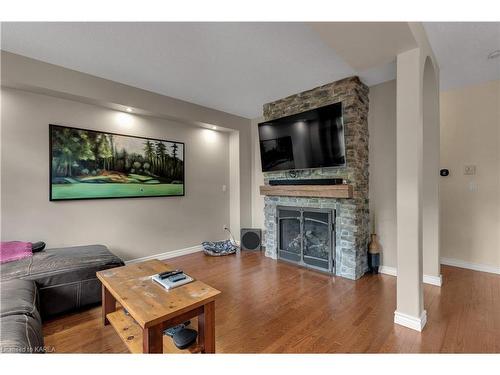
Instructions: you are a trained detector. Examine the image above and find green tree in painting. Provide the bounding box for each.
[171,143,179,178]
[97,134,113,170]
[171,143,178,160]
[52,128,94,177]
[143,140,154,171]
[155,141,167,175]
[52,128,74,176]
[122,149,130,170]
[77,130,96,165]
[109,134,116,170]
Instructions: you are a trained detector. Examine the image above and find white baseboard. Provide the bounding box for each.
[394,310,427,332]
[125,244,203,264]
[379,266,442,286]
[423,274,442,286]
[379,265,397,276]
[441,257,500,275]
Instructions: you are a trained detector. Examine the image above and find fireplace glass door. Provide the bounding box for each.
[278,209,302,263]
[277,207,334,273]
[303,211,331,270]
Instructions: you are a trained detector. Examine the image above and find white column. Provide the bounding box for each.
[395,48,426,331]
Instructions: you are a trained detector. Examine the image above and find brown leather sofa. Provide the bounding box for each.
[0,244,124,353]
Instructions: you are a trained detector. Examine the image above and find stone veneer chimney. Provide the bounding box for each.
[261,76,370,280]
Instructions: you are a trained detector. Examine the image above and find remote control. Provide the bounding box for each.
[168,273,187,283]
[159,270,182,280]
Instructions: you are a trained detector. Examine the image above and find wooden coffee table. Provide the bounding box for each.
[96,259,221,354]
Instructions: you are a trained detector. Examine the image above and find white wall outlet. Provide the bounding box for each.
[222,184,227,192]
[464,165,476,175]
[468,181,478,192]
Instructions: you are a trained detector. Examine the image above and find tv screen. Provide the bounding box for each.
[258,102,345,172]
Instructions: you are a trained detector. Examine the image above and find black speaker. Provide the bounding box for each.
[240,228,262,251]
[269,178,344,186]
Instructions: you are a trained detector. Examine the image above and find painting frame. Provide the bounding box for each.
[49,124,185,201]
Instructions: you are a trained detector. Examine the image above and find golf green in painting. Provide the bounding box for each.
[50,125,184,200]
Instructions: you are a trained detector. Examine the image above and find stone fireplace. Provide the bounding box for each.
[260,76,369,280]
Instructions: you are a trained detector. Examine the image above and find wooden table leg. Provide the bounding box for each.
[143,325,163,353]
[102,285,116,326]
[198,301,215,353]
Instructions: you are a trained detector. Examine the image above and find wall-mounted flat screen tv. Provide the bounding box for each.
[258,102,345,172]
[50,125,184,201]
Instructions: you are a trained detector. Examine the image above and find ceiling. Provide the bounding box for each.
[0,22,394,118]
[423,22,500,91]
[1,22,499,118]
[309,22,417,71]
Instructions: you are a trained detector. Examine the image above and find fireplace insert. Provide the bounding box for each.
[277,206,335,273]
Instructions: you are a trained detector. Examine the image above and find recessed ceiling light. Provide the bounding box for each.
[212,126,217,130]
[487,50,500,59]
[126,107,132,112]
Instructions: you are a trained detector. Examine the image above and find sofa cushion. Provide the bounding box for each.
[0,314,44,353]
[0,279,40,321]
[0,244,124,284]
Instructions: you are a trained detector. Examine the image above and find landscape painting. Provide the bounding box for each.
[50,125,184,200]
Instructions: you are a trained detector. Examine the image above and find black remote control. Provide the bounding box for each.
[168,274,187,283]
[159,270,182,280]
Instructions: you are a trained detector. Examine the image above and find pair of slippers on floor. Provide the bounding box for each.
[164,321,197,350]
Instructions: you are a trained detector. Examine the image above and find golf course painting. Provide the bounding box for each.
[50,125,184,201]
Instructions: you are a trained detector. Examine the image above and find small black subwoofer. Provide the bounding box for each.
[240,228,262,251]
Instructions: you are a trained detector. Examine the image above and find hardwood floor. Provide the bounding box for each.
[43,251,500,353]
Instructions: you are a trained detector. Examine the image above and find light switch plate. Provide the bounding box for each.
[464,165,476,175]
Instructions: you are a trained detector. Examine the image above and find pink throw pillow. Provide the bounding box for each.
[0,241,33,264]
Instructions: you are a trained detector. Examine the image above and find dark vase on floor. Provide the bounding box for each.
[368,233,381,274]
[368,252,380,274]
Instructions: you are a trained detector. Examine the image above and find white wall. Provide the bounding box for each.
[440,79,500,270]
[1,88,230,261]
[368,80,397,268]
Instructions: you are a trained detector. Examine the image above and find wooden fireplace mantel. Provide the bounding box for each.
[259,184,353,199]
